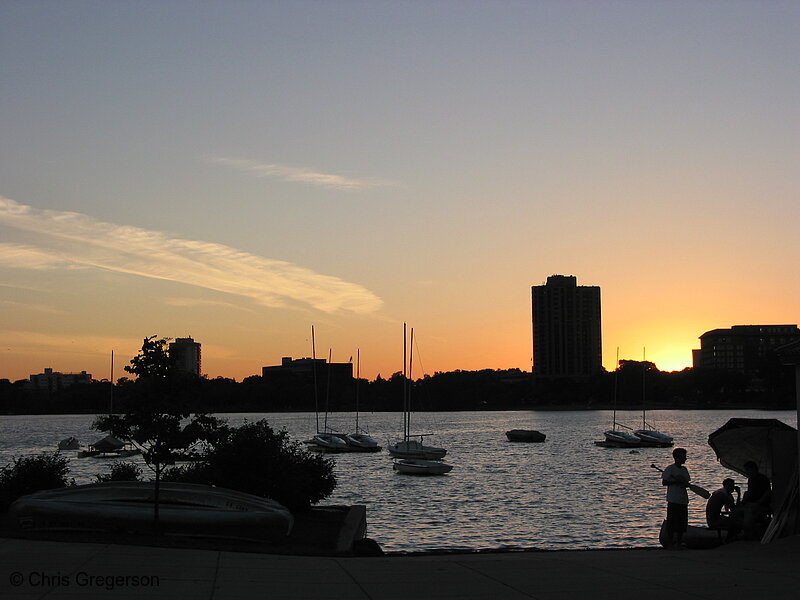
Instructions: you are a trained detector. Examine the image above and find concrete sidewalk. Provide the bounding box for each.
[1,536,798,600]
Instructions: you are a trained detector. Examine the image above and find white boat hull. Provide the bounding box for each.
[634,429,674,446]
[9,481,293,543]
[344,433,382,451]
[306,433,348,450]
[387,439,446,460]
[600,430,643,447]
[393,459,453,476]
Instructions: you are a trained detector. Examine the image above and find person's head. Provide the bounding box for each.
[722,478,736,492]
[673,447,687,465]
[744,461,759,476]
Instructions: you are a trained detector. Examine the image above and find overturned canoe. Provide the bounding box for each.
[9,481,293,543]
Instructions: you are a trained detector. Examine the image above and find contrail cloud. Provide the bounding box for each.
[0,197,382,313]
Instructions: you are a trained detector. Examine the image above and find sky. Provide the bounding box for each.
[1,1,798,383]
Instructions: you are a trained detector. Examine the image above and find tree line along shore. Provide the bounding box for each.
[0,359,795,415]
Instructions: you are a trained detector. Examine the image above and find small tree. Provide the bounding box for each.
[0,453,71,512]
[95,461,143,483]
[94,335,224,528]
[164,420,336,511]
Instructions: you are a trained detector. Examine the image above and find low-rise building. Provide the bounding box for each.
[694,325,800,376]
[27,368,92,392]
[262,356,353,382]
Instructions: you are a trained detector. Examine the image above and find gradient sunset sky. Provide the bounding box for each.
[2,1,798,383]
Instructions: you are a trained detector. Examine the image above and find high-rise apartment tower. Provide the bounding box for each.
[169,337,202,376]
[532,275,602,377]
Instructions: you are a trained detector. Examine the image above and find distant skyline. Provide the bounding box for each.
[2,1,798,382]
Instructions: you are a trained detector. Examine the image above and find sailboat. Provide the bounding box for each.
[343,349,382,452]
[596,348,642,448]
[305,327,347,452]
[388,325,452,474]
[633,348,674,447]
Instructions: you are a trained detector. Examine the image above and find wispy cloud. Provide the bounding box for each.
[0,300,68,315]
[0,197,383,314]
[163,297,257,313]
[210,157,395,190]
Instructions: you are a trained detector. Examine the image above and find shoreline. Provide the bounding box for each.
[2,535,798,600]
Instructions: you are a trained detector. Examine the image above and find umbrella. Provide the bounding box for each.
[708,418,797,504]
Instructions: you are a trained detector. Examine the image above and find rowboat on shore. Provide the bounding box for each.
[9,481,294,543]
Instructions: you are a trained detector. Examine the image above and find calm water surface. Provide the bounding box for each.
[0,409,794,552]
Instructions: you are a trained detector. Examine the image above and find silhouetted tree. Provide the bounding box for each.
[94,335,224,528]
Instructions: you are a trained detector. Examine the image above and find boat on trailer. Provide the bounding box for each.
[9,481,293,543]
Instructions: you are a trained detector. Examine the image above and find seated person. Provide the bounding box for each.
[705,478,741,542]
[741,460,772,538]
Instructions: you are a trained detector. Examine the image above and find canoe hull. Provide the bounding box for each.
[9,481,293,543]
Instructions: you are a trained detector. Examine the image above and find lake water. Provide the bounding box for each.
[0,409,795,553]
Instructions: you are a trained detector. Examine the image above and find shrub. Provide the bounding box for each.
[163,420,336,511]
[95,461,143,483]
[0,452,71,512]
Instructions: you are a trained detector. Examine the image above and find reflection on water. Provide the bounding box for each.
[0,410,794,552]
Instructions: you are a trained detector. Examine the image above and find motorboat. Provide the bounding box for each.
[77,435,141,458]
[9,481,293,543]
[387,438,447,460]
[393,458,453,476]
[505,429,546,443]
[57,437,80,450]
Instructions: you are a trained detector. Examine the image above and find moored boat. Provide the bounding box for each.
[598,429,643,447]
[387,438,447,460]
[634,428,674,447]
[393,458,453,476]
[57,437,80,450]
[344,433,382,452]
[505,429,546,443]
[77,435,141,458]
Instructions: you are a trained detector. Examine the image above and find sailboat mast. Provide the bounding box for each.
[109,350,114,415]
[355,349,360,433]
[324,348,332,433]
[408,327,414,440]
[642,347,647,430]
[402,323,408,440]
[612,347,619,429]
[312,326,319,433]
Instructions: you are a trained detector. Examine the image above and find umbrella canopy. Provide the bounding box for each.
[708,418,797,509]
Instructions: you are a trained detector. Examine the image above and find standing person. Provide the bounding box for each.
[662,447,690,548]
